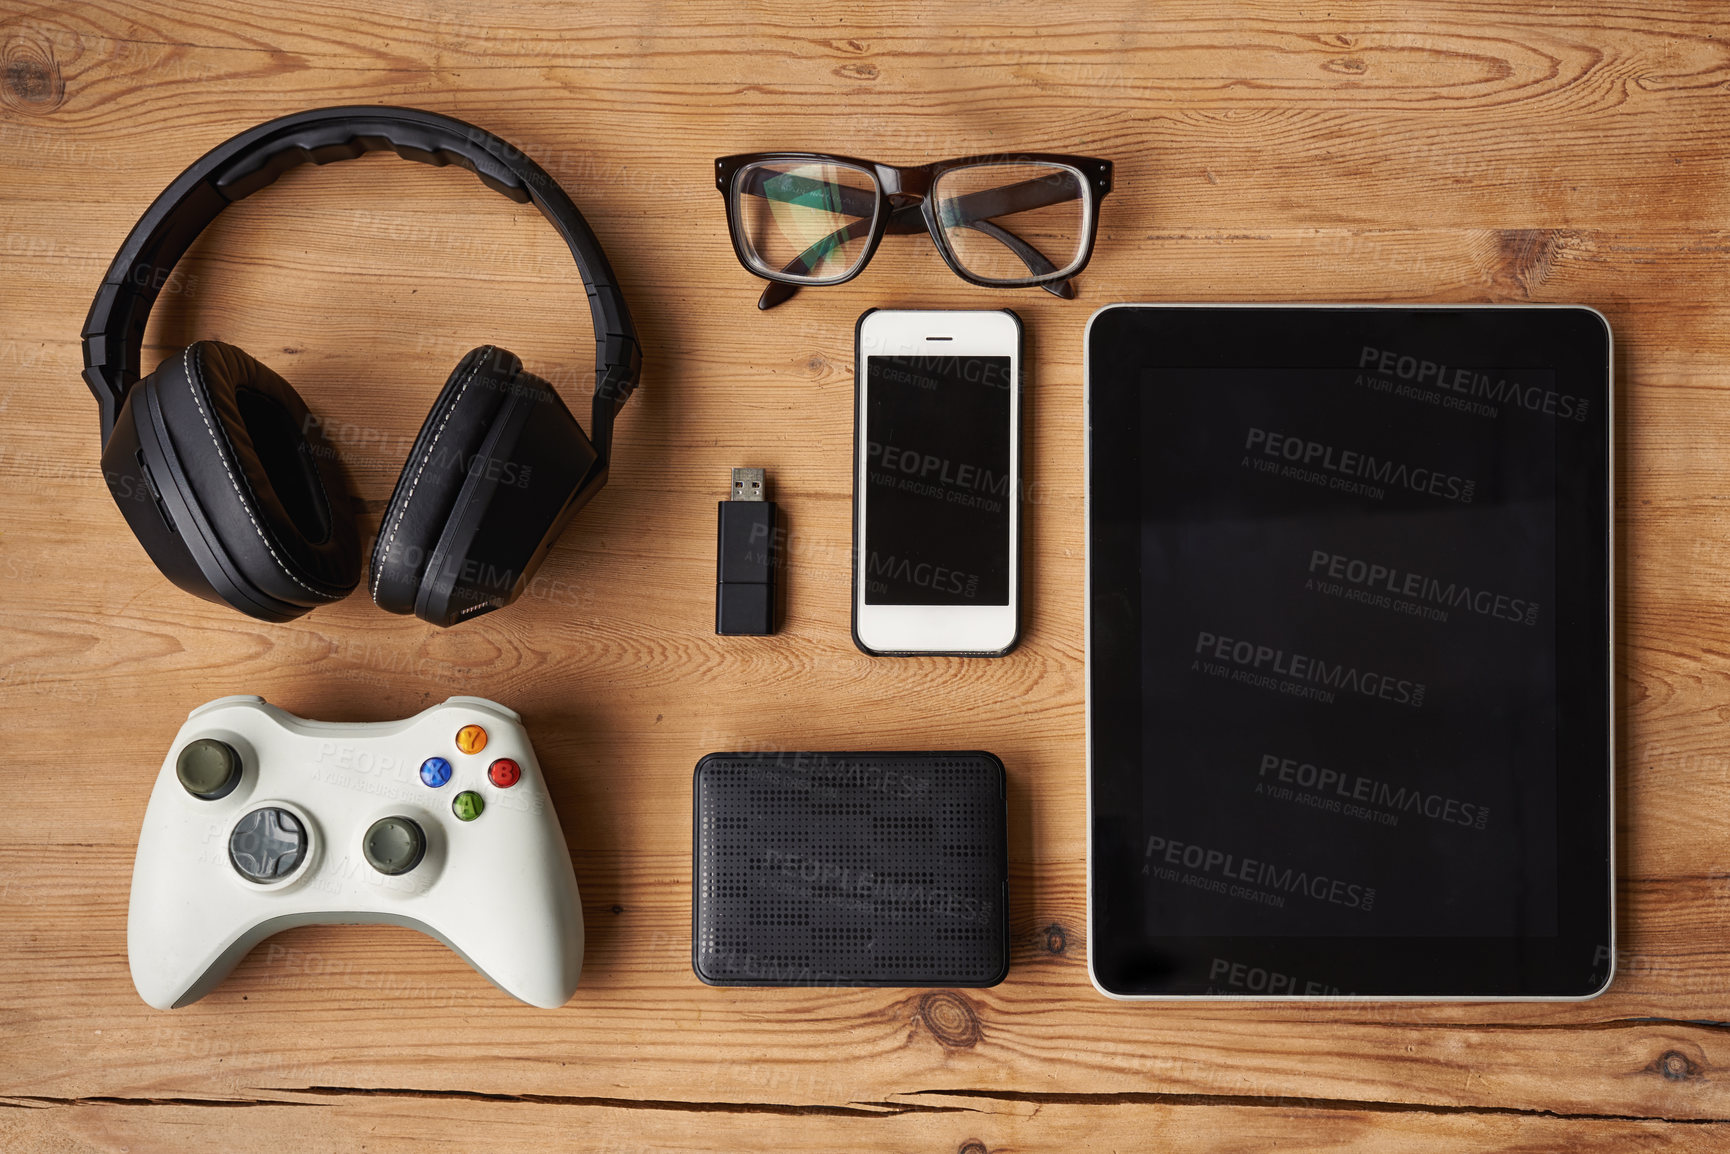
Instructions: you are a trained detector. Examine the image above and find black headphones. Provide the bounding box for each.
[81,106,641,627]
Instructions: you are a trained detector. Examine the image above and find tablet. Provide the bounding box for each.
[1085,305,1613,999]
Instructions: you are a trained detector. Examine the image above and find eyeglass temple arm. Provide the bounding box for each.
[948,217,1076,300]
[757,201,1073,310]
[933,175,1085,230]
[755,214,876,310]
[740,166,1082,228]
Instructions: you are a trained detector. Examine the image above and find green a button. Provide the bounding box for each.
[452,790,485,822]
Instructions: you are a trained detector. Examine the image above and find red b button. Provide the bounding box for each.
[488,758,521,788]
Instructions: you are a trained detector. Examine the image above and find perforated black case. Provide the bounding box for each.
[692,751,1009,987]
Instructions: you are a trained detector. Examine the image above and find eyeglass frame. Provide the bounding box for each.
[714,151,1114,309]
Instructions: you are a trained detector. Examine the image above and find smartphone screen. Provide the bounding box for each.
[863,353,1012,606]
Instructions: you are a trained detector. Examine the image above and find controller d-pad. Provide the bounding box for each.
[229,807,307,883]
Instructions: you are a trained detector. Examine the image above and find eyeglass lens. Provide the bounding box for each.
[732,160,880,283]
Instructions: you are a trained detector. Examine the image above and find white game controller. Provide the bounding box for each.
[128,695,584,1009]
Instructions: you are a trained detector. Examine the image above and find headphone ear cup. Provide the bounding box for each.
[371,346,601,626]
[102,348,239,613]
[370,346,519,616]
[116,341,361,619]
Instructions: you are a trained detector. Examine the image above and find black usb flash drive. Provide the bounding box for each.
[716,467,778,635]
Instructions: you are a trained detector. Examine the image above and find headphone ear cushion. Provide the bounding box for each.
[370,346,519,615]
[148,341,361,608]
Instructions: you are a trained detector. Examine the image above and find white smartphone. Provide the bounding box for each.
[853,308,1021,656]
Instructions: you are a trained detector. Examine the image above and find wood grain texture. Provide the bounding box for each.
[1,1095,1724,1154]
[3,0,1728,1149]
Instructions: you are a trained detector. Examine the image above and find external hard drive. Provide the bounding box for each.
[692,751,1009,987]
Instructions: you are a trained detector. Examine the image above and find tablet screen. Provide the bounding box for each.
[1088,307,1612,997]
[1140,364,1562,938]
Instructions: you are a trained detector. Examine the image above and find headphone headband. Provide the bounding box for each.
[80,105,641,463]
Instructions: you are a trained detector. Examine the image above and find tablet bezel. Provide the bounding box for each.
[1084,304,1614,1001]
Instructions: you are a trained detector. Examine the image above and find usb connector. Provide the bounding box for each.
[716,468,779,635]
[730,467,766,502]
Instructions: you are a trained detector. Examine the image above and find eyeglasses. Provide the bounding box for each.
[715,152,1113,310]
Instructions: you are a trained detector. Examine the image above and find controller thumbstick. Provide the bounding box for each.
[176,738,241,800]
[364,816,427,876]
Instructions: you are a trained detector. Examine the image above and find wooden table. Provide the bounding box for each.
[2,2,1724,1149]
